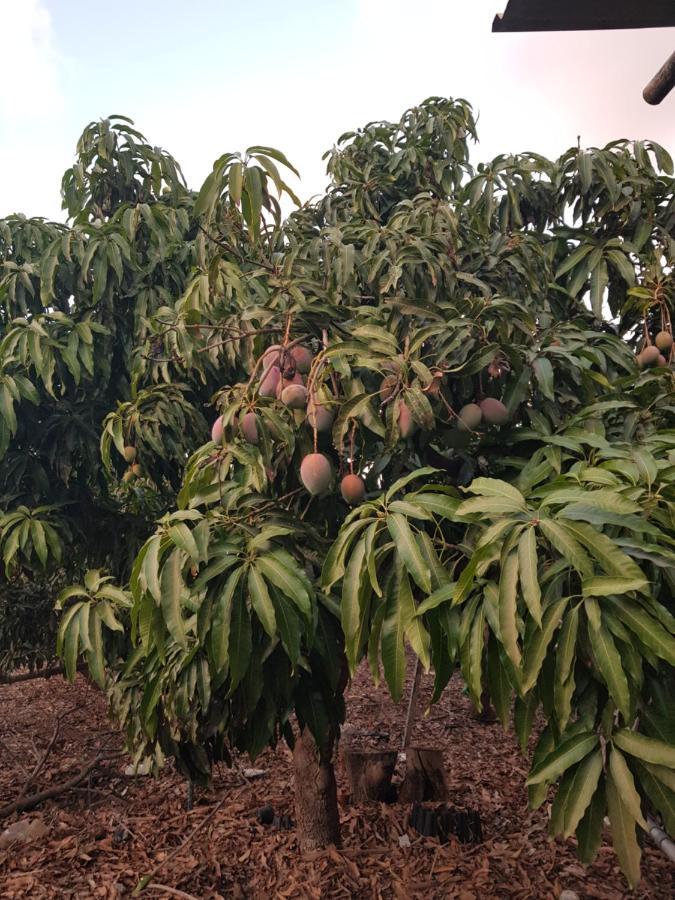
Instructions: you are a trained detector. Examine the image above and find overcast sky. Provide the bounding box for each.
[1,0,674,222]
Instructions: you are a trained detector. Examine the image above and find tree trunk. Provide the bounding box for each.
[344,749,397,802]
[475,689,497,724]
[401,657,422,750]
[398,747,449,803]
[292,728,341,852]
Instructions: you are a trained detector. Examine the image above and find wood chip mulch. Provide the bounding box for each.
[0,659,673,899]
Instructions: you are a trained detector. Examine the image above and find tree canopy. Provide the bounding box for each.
[1,98,674,885]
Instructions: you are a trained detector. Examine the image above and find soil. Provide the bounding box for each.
[1,659,673,899]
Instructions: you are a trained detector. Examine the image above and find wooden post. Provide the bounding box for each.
[399,747,450,803]
[643,52,675,105]
[343,749,397,802]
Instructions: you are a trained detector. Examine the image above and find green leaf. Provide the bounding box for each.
[564,520,646,583]
[586,606,631,719]
[363,521,383,598]
[590,259,608,319]
[582,575,648,598]
[256,553,312,620]
[499,550,521,667]
[486,633,511,726]
[168,523,200,564]
[160,549,187,648]
[539,519,593,577]
[211,567,242,672]
[228,587,251,692]
[526,733,599,785]
[533,357,554,401]
[611,601,675,666]
[514,690,539,752]
[561,749,604,838]
[518,527,542,627]
[452,542,496,607]
[522,596,568,692]
[415,581,457,616]
[555,242,593,279]
[528,727,555,808]
[341,536,369,672]
[322,518,372,589]
[246,144,300,178]
[606,769,641,890]
[387,500,432,521]
[31,521,48,568]
[248,565,276,638]
[387,513,431,593]
[461,604,485,709]
[228,162,243,204]
[554,607,579,731]
[381,570,406,701]
[384,467,439,502]
[143,537,162,605]
[635,763,675,836]
[412,492,460,519]
[270,588,300,666]
[244,166,263,238]
[613,729,675,768]
[457,497,526,517]
[399,569,431,670]
[86,608,106,689]
[609,747,647,829]
[404,385,435,429]
[63,609,81,682]
[576,778,606,864]
[642,762,675,792]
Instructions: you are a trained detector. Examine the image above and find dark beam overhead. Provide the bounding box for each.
[644,51,675,104]
[492,0,675,32]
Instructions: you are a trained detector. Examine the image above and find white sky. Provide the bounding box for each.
[1,0,674,222]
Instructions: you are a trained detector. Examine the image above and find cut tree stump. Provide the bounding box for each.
[398,747,449,803]
[344,749,397,802]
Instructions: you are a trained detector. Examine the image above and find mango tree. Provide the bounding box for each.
[1,99,674,884]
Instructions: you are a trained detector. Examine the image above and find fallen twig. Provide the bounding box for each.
[17,703,79,800]
[146,885,201,900]
[133,792,236,895]
[0,752,124,820]
[0,665,64,684]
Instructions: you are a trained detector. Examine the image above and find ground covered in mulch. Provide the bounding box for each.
[1,661,673,899]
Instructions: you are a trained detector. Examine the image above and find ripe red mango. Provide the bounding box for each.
[211,416,225,444]
[281,384,308,409]
[260,365,281,397]
[458,403,482,431]
[479,397,509,425]
[240,412,260,444]
[291,345,313,374]
[398,400,417,438]
[340,474,365,505]
[307,402,334,432]
[300,453,332,495]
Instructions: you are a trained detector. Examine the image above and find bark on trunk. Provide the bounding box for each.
[344,749,397,802]
[398,747,449,803]
[293,728,341,852]
[401,657,422,750]
[475,690,497,724]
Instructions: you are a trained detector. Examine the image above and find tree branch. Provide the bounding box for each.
[0,665,64,685]
[0,752,123,820]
